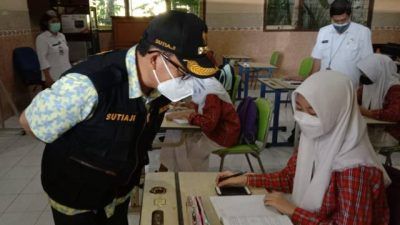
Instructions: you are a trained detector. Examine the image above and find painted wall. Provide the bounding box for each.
[204,0,400,76]
[97,1,399,77]
[0,0,34,121]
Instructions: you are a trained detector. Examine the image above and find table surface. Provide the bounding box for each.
[140,172,179,225]
[364,117,397,125]
[238,62,277,69]
[222,54,252,59]
[141,172,267,225]
[161,117,200,130]
[258,78,299,90]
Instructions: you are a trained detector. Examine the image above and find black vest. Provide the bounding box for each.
[41,50,169,209]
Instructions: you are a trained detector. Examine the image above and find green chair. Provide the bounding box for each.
[212,98,273,173]
[251,51,281,89]
[285,57,314,107]
[230,75,241,104]
[297,57,314,80]
[269,51,280,66]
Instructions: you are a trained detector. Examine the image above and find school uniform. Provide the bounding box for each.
[160,78,240,171]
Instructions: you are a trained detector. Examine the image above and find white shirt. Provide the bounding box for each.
[36,31,72,81]
[311,22,373,87]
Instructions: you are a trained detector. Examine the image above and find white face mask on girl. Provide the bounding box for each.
[294,111,324,139]
[152,56,193,102]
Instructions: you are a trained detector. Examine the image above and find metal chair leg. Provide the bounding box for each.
[385,152,393,167]
[254,154,266,173]
[245,154,254,172]
[219,155,226,172]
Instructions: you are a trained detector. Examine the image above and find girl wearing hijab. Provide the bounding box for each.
[159,77,240,171]
[357,54,400,147]
[216,71,390,224]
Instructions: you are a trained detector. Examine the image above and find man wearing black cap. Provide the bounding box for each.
[18,11,217,225]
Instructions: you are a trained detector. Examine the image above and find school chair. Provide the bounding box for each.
[230,75,241,104]
[250,51,281,89]
[212,98,272,173]
[13,47,44,99]
[378,145,400,167]
[285,57,314,107]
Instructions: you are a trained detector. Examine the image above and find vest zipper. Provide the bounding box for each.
[69,156,118,177]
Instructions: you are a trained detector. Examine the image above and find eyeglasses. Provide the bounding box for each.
[149,50,191,80]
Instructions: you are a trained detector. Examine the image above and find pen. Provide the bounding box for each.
[218,171,245,182]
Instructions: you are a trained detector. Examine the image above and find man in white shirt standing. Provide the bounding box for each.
[311,0,373,87]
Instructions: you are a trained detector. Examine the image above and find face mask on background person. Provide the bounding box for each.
[333,22,350,34]
[49,22,61,33]
[152,56,193,102]
[294,111,324,139]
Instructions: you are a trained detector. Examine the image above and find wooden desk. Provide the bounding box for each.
[258,78,298,147]
[161,117,200,130]
[364,117,397,125]
[237,62,277,98]
[140,172,266,225]
[222,55,252,65]
[140,172,179,225]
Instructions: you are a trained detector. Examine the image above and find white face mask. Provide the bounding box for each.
[152,57,193,102]
[294,111,324,139]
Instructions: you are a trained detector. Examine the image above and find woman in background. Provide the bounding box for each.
[36,10,71,87]
[357,53,400,147]
[217,71,390,225]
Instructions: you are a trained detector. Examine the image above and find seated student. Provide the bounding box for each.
[357,54,400,147]
[159,77,240,171]
[216,71,391,225]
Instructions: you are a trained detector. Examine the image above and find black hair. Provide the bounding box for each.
[330,0,352,17]
[39,10,59,31]
[137,39,152,57]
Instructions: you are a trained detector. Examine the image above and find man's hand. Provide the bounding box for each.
[19,111,34,137]
[359,105,373,117]
[264,191,296,216]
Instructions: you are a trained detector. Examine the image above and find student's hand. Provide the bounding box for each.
[215,171,248,187]
[359,106,373,117]
[264,191,296,216]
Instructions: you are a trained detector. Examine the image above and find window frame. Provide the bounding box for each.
[93,0,206,31]
[263,0,375,32]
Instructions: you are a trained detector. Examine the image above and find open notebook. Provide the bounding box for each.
[210,195,293,225]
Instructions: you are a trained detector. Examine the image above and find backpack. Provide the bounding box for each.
[236,97,258,144]
[216,64,234,91]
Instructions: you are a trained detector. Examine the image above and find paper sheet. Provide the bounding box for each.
[210,195,293,225]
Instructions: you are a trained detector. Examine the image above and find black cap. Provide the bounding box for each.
[141,10,218,78]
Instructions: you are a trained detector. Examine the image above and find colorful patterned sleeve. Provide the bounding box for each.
[369,85,400,122]
[24,73,98,143]
[246,151,298,193]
